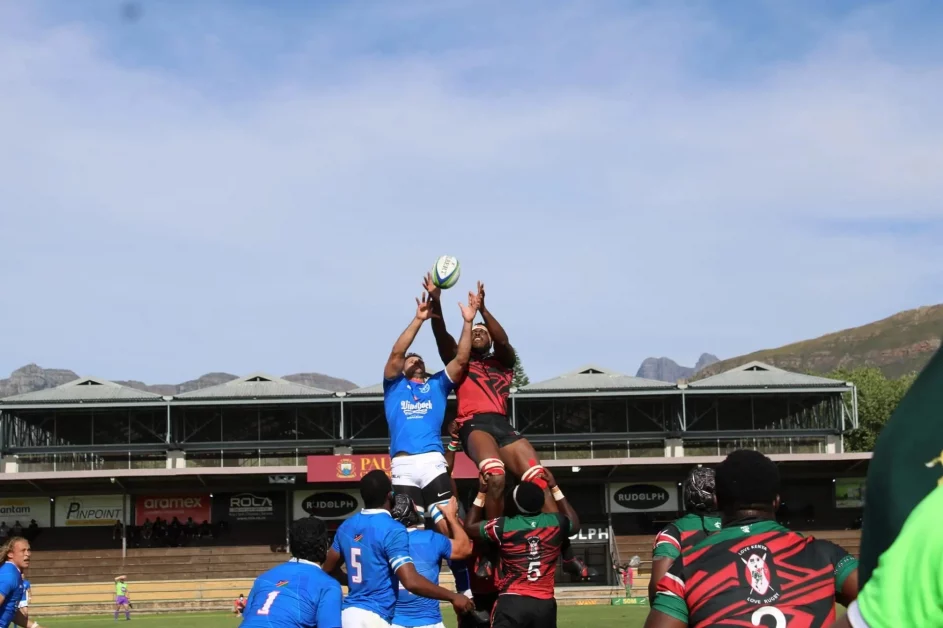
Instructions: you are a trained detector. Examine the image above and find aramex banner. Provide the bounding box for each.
[307,453,478,482]
[609,482,679,513]
[0,497,50,527]
[134,495,211,526]
[55,495,127,527]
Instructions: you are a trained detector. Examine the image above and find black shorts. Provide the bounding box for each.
[459,413,523,451]
[459,592,498,628]
[490,595,556,628]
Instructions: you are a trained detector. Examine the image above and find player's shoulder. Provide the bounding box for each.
[0,563,18,579]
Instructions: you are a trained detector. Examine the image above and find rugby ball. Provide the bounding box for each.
[431,256,461,289]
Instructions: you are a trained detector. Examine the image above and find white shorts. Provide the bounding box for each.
[393,623,445,628]
[342,606,392,628]
[390,452,452,512]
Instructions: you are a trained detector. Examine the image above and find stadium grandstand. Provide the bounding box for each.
[0,361,868,615]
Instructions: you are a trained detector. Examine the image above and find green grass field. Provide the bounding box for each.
[37,607,650,628]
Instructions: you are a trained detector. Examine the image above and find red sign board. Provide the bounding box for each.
[135,495,211,526]
[307,453,479,483]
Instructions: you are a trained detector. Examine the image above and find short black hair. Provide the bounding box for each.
[289,517,329,564]
[512,481,544,515]
[405,352,423,362]
[360,469,393,509]
[715,449,780,514]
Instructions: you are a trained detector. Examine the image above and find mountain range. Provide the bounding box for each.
[635,353,719,382]
[0,364,358,399]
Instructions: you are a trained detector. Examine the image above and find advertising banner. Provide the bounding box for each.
[307,453,478,483]
[134,495,211,526]
[55,495,127,527]
[835,478,866,509]
[609,482,679,513]
[0,498,50,527]
[568,525,610,544]
[293,490,362,521]
[213,492,285,523]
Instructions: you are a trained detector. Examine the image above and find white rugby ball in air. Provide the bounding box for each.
[431,255,461,289]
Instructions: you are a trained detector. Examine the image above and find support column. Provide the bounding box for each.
[826,434,840,455]
[1,456,17,474]
[166,451,186,469]
[664,438,684,458]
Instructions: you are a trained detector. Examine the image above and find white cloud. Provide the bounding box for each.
[0,2,940,385]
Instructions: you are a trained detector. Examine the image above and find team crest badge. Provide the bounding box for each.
[737,544,779,604]
[275,580,289,587]
[526,536,540,558]
[337,458,355,478]
[353,534,363,543]
[418,383,431,394]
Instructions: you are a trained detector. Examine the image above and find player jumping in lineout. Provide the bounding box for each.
[240,517,342,628]
[425,276,593,579]
[383,290,477,532]
[645,450,860,628]
[323,469,474,628]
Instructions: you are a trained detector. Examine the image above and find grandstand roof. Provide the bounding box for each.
[175,373,334,401]
[0,376,164,405]
[520,365,677,394]
[347,382,384,396]
[688,361,850,390]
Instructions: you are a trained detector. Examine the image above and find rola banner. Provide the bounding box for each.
[0,498,50,527]
[55,495,128,527]
[293,490,362,521]
[609,482,679,513]
[134,495,211,526]
[213,492,286,523]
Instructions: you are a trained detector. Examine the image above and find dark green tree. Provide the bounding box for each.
[827,367,916,452]
[512,356,530,388]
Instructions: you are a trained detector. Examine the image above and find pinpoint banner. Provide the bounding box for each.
[307,453,479,483]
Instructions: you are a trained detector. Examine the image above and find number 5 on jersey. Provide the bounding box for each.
[527,561,541,581]
[350,547,363,584]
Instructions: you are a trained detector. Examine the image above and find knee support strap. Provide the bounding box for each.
[521,462,548,489]
[479,458,505,476]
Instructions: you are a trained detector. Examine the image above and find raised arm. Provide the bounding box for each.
[544,469,580,534]
[423,273,459,363]
[476,282,515,367]
[445,292,478,382]
[384,293,436,381]
[463,474,490,538]
[439,498,473,560]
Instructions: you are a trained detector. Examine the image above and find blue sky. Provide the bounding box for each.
[1,0,942,388]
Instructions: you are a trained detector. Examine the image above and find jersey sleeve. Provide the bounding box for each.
[383,373,405,388]
[652,523,682,561]
[651,556,689,624]
[480,517,506,546]
[0,566,18,599]
[330,529,342,555]
[431,369,456,391]
[437,532,454,562]
[316,582,343,628]
[383,525,414,573]
[814,539,858,591]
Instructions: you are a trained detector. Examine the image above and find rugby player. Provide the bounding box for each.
[465,470,582,628]
[0,537,42,628]
[423,277,551,519]
[645,450,859,628]
[114,575,131,620]
[384,291,477,532]
[16,576,29,622]
[323,470,474,628]
[241,517,341,628]
[648,467,721,603]
[391,494,474,628]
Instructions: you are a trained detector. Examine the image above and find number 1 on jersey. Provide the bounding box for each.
[256,591,279,615]
[351,547,363,583]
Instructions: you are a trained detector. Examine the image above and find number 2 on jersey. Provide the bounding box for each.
[350,547,363,584]
[256,591,279,615]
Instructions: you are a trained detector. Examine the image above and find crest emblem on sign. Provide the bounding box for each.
[337,458,355,479]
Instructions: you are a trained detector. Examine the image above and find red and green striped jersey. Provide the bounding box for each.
[652,512,722,561]
[653,519,857,628]
[479,512,570,600]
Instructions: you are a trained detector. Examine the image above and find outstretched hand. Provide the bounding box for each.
[459,291,479,323]
[422,273,442,301]
[476,281,486,311]
[415,292,439,321]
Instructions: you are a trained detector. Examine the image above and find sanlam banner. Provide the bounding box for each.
[55,495,128,527]
[0,498,50,527]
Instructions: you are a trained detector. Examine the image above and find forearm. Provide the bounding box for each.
[402,573,460,602]
[385,317,424,377]
[480,306,509,346]
[430,299,458,362]
[13,609,36,628]
[553,488,581,533]
[446,321,473,380]
[446,513,472,556]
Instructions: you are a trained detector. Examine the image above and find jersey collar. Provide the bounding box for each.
[290,558,323,568]
[361,509,392,517]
